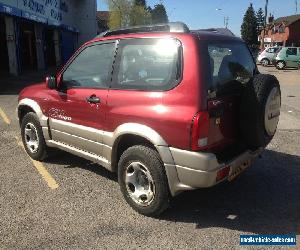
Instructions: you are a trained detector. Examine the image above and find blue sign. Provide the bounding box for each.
[22,11,47,24]
[0,3,22,17]
[0,2,78,33]
[22,0,45,16]
[240,234,297,246]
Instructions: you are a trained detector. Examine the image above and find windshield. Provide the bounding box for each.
[205,41,256,96]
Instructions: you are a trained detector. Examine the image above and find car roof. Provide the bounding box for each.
[191,30,243,42]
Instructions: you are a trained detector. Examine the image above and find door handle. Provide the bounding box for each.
[86,95,100,104]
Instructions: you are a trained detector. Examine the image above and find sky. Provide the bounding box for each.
[96,0,299,36]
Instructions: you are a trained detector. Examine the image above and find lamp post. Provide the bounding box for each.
[216,8,229,29]
[261,0,269,49]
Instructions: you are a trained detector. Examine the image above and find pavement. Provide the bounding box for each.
[0,65,299,249]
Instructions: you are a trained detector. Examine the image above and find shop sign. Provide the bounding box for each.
[22,10,47,23]
[0,3,22,17]
[21,0,69,22]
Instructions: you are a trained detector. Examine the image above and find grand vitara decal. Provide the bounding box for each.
[49,108,72,121]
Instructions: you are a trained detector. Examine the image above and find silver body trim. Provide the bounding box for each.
[167,148,263,195]
[51,129,103,156]
[18,99,262,197]
[170,147,222,171]
[47,140,110,170]
[49,119,103,144]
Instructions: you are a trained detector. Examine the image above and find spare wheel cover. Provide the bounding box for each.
[264,86,281,136]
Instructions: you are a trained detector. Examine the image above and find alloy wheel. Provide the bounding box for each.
[24,123,39,153]
[125,161,155,206]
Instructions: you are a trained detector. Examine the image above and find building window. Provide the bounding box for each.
[279,26,285,33]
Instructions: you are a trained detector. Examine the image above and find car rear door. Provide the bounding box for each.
[204,41,256,153]
[45,41,116,156]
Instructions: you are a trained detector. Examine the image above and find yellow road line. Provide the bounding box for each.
[0,107,11,124]
[15,136,59,190]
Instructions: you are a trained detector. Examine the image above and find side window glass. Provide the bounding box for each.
[286,48,297,56]
[115,38,181,91]
[62,43,115,88]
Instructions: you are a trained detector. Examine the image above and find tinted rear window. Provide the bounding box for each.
[205,41,255,96]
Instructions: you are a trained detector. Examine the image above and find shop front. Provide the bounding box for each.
[0,15,9,75]
[0,0,96,75]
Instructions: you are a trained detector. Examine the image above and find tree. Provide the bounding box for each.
[106,0,169,29]
[241,3,259,46]
[106,0,132,29]
[134,0,146,7]
[130,0,151,26]
[256,8,265,34]
[130,4,151,26]
[151,4,168,24]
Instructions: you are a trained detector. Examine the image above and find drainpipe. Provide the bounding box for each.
[261,0,269,49]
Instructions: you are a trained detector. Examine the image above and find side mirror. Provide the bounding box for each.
[46,76,57,89]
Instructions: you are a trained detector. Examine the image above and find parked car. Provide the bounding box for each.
[18,23,281,216]
[275,47,300,69]
[257,47,282,66]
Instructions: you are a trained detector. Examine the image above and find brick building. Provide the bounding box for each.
[259,14,300,49]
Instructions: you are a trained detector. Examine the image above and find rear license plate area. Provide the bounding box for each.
[228,159,251,181]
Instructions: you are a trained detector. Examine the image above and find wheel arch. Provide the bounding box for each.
[109,123,175,172]
[18,105,35,126]
[18,98,47,127]
[261,57,270,63]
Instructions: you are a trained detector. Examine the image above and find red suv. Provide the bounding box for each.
[18,23,281,216]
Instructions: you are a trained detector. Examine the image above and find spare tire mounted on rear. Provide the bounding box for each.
[239,74,281,149]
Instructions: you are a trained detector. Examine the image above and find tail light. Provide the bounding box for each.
[191,111,209,151]
[216,166,230,182]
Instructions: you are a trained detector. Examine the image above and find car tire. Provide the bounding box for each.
[118,145,170,217]
[21,112,50,161]
[261,58,269,67]
[239,74,281,149]
[276,61,285,70]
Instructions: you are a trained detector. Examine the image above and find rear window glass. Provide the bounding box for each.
[207,42,255,95]
[114,38,182,91]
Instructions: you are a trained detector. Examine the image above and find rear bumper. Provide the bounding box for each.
[164,147,263,196]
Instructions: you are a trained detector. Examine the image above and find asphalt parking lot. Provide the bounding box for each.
[0,66,299,249]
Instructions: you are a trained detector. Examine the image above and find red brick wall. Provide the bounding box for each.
[261,27,289,45]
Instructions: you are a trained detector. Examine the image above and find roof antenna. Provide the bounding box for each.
[296,0,298,14]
